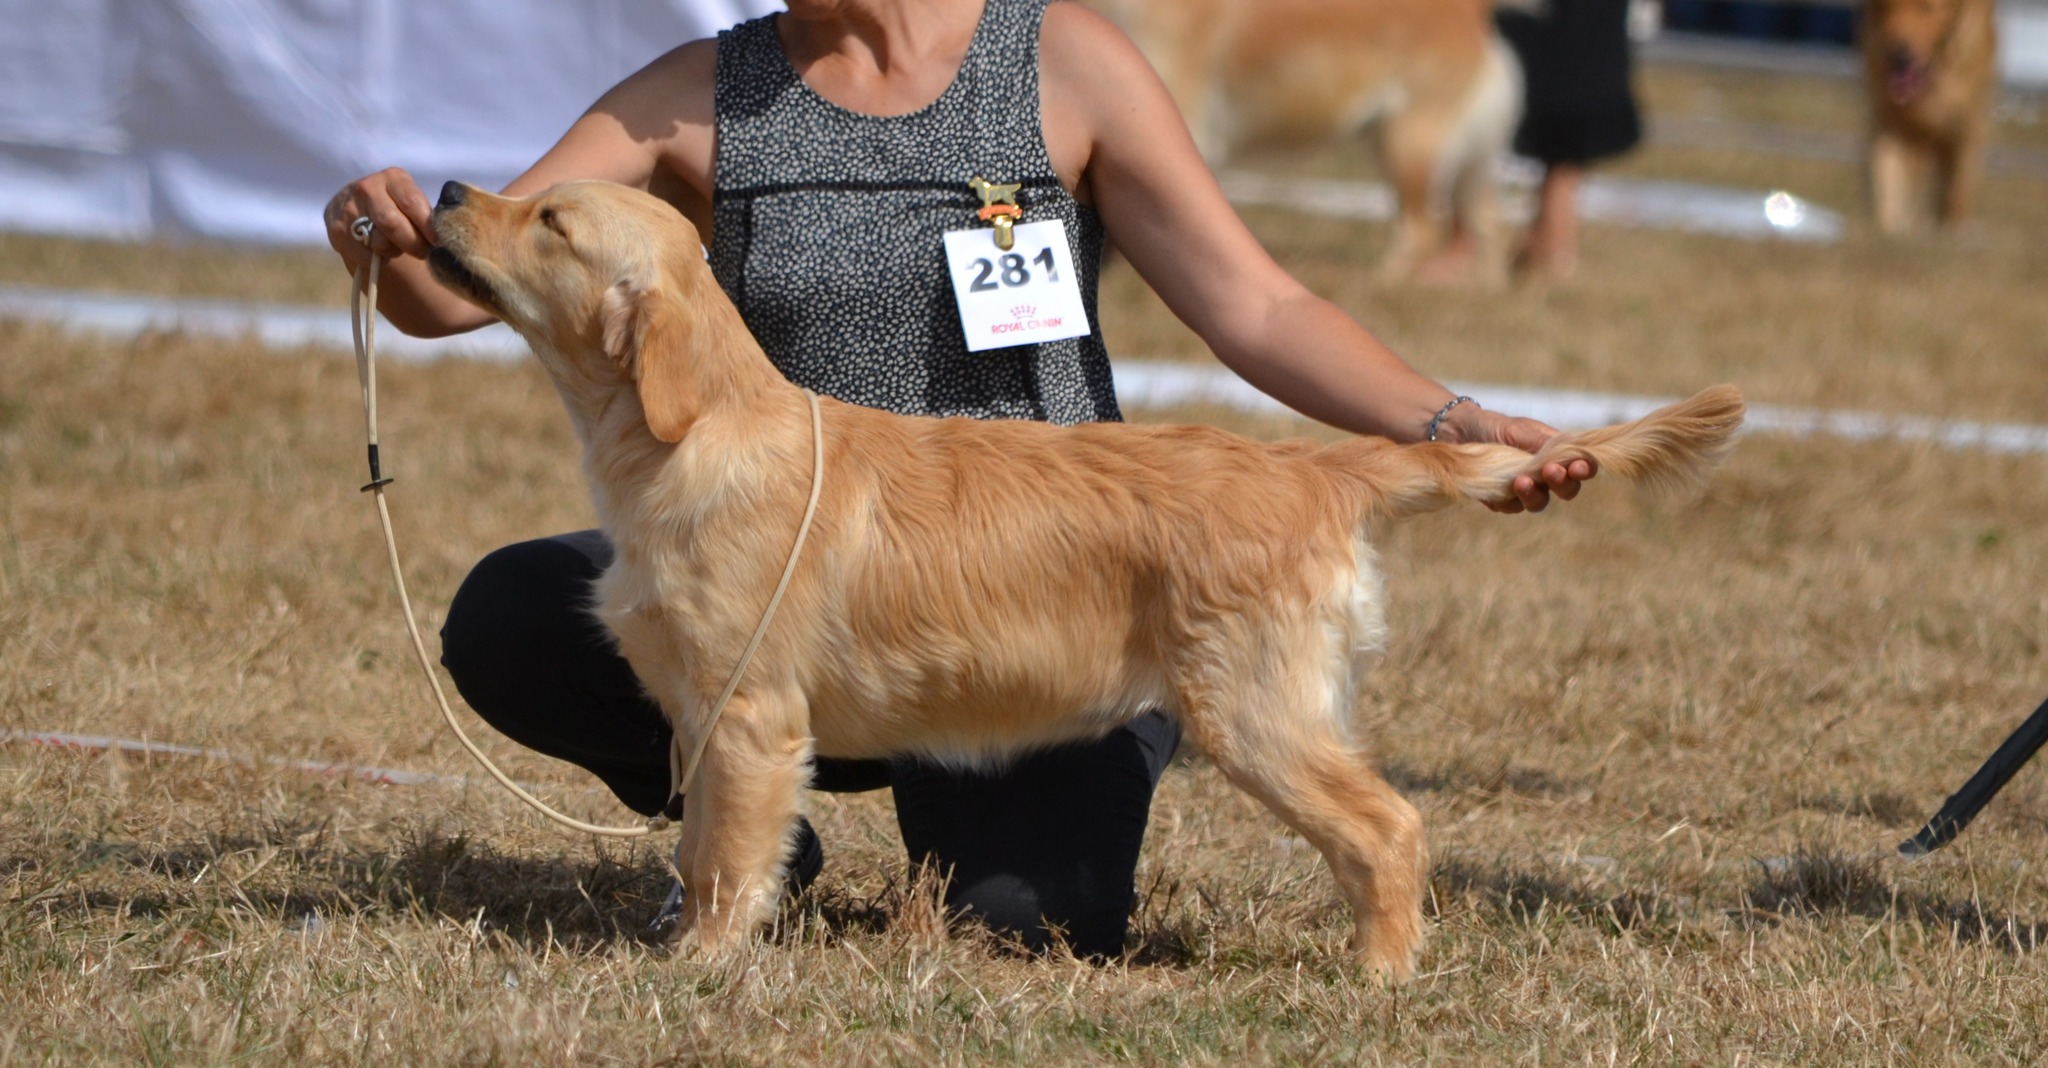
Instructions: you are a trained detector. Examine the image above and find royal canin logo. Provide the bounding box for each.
[989,310,1064,335]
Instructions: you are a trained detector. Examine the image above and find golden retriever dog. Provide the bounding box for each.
[1863,0,2000,234]
[1081,0,1523,283]
[427,179,1743,978]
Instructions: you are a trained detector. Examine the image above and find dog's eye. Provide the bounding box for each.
[539,207,566,236]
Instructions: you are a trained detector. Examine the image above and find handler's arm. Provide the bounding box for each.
[323,41,715,338]
[1041,7,1590,509]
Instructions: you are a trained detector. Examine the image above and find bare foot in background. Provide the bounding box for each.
[1515,164,1583,282]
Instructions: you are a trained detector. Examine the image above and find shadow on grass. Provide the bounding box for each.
[8,831,1054,958]
[1792,789,1919,825]
[1379,760,1584,800]
[31,834,2033,964]
[1120,855,1686,970]
[1434,850,2047,956]
[1743,848,2047,954]
[1122,870,1215,968]
[7,830,678,949]
[1431,855,1685,934]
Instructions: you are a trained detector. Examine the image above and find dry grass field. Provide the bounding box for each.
[3,60,2047,1064]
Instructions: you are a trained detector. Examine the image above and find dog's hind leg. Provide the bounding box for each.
[1175,652,1427,980]
[1446,154,1506,288]
[665,688,813,957]
[1447,37,1522,287]
[1374,110,1454,282]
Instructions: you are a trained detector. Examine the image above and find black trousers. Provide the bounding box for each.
[438,531,1180,957]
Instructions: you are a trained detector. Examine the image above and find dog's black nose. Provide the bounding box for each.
[438,181,468,210]
[1888,44,1916,74]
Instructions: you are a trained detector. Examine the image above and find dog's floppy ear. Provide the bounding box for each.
[601,280,695,443]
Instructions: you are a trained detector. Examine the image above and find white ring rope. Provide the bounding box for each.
[347,222,824,838]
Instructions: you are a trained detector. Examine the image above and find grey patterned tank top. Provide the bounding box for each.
[710,0,1120,425]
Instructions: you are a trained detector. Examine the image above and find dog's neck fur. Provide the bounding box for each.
[533,261,812,561]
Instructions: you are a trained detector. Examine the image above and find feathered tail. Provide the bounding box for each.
[1323,385,1746,519]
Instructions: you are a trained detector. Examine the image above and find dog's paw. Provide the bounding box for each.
[1352,945,1420,985]
[1347,921,1424,985]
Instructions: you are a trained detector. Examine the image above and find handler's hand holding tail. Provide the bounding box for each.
[1443,405,1599,514]
[1350,386,1742,522]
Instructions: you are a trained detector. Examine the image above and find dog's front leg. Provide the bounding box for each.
[1869,130,1922,235]
[1935,125,1989,229]
[663,688,813,958]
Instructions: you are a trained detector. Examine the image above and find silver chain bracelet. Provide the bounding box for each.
[1425,395,1476,442]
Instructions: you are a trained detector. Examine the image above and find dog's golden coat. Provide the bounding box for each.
[1863,0,2000,233]
[429,180,1742,978]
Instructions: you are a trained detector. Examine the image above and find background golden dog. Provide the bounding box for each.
[1081,0,1523,283]
[1863,0,2000,233]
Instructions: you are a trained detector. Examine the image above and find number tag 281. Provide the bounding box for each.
[942,219,1092,353]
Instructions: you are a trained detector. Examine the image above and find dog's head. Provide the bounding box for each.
[429,180,719,442]
[1866,0,1969,103]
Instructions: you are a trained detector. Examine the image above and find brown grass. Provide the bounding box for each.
[4,63,2047,1064]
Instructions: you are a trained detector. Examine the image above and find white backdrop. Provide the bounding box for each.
[0,0,780,244]
[3,1,2042,246]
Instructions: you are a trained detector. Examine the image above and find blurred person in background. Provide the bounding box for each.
[1498,0,1645,279]
[323,0,1596,959]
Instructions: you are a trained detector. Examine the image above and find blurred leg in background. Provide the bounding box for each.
[1525,162,1587,278]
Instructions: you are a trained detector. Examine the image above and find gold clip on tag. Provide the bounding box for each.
[987,211,1017,251]
[968,176,1023,251]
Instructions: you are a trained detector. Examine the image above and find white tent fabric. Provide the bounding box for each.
[4,1,2041,246]
[2009,1,2048,85]
[0,0,780,244]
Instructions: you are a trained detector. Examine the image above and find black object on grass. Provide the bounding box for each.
[1898,693,2048,858]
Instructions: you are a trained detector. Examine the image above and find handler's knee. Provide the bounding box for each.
[439,533,609,735]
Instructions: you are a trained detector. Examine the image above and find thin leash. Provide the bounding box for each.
[345,217,825,838]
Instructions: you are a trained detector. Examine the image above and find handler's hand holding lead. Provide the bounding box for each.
[325,167,439,265]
